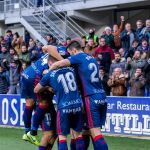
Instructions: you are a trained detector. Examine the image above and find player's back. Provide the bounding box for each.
[22,53,49,79]
[68,52,105,97]
[48,67,82,109]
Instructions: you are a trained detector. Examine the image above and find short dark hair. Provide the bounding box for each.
[67,41,82,51]
[100,66,105,71]
[115,52,121,56]
[6,30,12,33]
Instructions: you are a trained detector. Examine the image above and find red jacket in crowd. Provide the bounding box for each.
[94,45,115,60]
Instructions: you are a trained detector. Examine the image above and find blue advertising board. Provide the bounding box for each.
[0,95,150,136]
[102,96,150,136]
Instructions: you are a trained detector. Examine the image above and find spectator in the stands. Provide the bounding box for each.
[28,39,39,55]
[101,26,115,49]
[129,67,146,96]
[143,52,150,96]
[37,42,44,56]
[12,32,24,55]
[84,45,94,56]
[140,19,150,43]
[7,59,22,94]
[86,28,98,44]
[127,39,139,59]
[46,34,55,45]
[120,23,136,51]
[99,66,110,96]
[0,64,9,94]
[137,38,150,52]
[119,48,127,59]
[0,36,4,51]
[64,37,71,47]
[107,67,127,96]
[22,61,27,71]
[126,50,146,78]
[25,30,31,47]
[19,45,31,66]
[84,38,97,55]
[135,20,145,42]
[9,48,18,63]
[95,37,115,73]
[4,30,13,49]
[30,48,40,63]
[109,52,126,76]
[81,36,87,50]
[112,16,125,50]
[0,45,11,70]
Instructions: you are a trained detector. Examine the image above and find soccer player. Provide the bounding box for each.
[21,45,63,145]
[38,90,57,150]
[34,55,85,150]
[49,41,108,150]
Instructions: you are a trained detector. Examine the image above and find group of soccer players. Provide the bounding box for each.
[21,41,108,150]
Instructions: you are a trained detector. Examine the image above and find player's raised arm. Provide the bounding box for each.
[42,45,64,61]
[49,59,71,70]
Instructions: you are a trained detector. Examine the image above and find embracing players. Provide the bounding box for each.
[21,45,62,146]
[50,41,108,150]
[34,54,85,150]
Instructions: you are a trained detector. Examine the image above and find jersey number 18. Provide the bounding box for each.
[57,72,77,94]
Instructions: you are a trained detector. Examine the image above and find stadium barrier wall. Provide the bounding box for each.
[0,95,150,136]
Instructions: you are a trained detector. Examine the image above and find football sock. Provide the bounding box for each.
[58,139,68,150]
[23,105,34,133]
[31,104,48,135]
[76,137,85,150]
[46,144,53,150]
[38,146,46,150]
[83,135,90,150]
[93,135,108,150]
[70,138,76,150]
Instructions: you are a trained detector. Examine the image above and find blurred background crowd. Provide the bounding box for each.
[0,16,150,97]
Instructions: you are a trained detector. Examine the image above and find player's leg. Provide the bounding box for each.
[31,100,49,136]
[82,130,91,150]
[22,98,35,141]
[21,76,35,140]
[27,100,50,146]
[27,82,53,145]
[70,129,76,150]
[82,110,91,150]
[84,96,108,150]
[57,109,69,150]
[70,110,85,150]
[41,104,57,150]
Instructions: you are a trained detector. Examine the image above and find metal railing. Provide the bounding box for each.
[20,0,69,41]
[45,0,87,37]
[3,0,87,42]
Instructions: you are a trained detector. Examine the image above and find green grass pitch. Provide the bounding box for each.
[0,128,150,150]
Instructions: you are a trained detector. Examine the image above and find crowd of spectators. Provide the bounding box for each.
[0,16,150,97]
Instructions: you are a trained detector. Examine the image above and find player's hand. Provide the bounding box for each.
[43,69,49,75]
[46,86,54,93]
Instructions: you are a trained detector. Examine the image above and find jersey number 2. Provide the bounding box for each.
[58,72,77,94]
[88,63,99,82]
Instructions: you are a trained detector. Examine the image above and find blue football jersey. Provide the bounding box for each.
[22,53,49,78]
[40,67,82,109]
[68,52,105,97]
